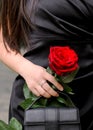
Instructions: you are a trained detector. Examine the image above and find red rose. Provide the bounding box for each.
[48,46,79,76]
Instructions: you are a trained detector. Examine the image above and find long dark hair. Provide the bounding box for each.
[0,0,37,52]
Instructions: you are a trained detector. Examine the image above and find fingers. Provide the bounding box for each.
[35,84,51,98]
[28,81,51,98]
[44,72,63,91]
[30,87,51,98]
[28,80,59,98]
[26,67,63,98]
[31,88,40,97]
[41,82,59,97]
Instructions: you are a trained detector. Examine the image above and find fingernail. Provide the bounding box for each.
[56,93,59,97]
[60,87,64,91]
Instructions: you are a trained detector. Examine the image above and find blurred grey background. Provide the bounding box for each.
[0,62,17,123]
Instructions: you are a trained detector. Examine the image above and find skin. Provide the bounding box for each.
[0,28,63,98]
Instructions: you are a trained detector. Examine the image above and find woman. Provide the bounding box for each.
[0,0,93,130]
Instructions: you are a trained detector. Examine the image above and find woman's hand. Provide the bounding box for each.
[0,30,63,98]
[22,62,63,98]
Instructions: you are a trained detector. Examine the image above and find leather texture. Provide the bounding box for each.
[24,107,81,130]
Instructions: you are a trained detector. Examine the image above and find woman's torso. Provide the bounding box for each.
[10,1,93,129]
[24,0,93,77]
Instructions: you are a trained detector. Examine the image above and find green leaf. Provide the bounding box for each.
[46,67,54,75]
[9,118,22,130]
[60,93,75,107]
[56,96,68,105]
[66,97,75,107]
[63,84,74,95]
[20,96,48,110]
[0,118,22,130]
[68,92,75,95]
[47,98,65,107]
[31,97,48,108]
[23,84,38,100]
[23,84,32,99]
[31,104,45,108]
[51,84,57,90]
[20,98,34,110]
[61,68,79,83]
[0,120,10,130]
[38,98,48,106]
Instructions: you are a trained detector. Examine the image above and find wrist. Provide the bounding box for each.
[18,56,35,79]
